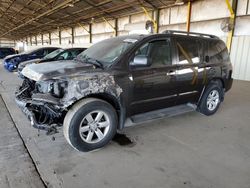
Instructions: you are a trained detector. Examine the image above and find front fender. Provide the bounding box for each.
[60,74,123,108]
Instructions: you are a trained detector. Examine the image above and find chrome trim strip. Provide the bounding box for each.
[179,91,198,96]
[131,94,177,105]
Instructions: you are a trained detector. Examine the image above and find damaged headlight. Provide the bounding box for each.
[52,80,68,98]
[36,80,68,98]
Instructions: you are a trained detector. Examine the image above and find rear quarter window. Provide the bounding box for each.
[208,40,229,63]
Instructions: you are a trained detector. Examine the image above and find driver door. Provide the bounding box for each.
[128,38,178,115]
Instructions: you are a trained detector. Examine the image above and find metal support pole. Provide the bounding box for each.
[71,27,75,45]
[59,30,61,45]
[41,34,44,45]
[49,32,51,45]
[225,0,237,52]
[155,9,160,33]
[89,24,92,43]
[115,18,118,36]
[186,1,192,32]
[30,36,32,46]
[78,23,90,34]
[141,6,157,33]
[102,17,116,36]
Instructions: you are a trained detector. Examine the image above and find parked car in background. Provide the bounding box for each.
[16,31,233,152]
[3,47,60,72]
[0,47,17,59]
[18,48,87,76]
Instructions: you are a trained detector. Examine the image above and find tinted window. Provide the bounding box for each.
[44,49,64,59]
[47,48,57,54]
[132,40,172,67]
[32,49,45,56]
[176,38,201,65]
[208,40,229,62]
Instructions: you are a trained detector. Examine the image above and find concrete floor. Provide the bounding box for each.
[0,61,250,188]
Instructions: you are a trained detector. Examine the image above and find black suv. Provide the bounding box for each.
[16,31,233,152]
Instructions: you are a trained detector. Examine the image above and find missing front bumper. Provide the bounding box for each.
[15,97,60,134]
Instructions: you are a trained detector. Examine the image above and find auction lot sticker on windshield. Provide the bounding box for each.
[123,39,138,43]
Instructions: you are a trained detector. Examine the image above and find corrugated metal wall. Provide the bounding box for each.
[230,36,250,81]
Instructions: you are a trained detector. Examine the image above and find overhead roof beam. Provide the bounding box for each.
[0,0,16,19]
[0,0,79,38]
[17,1,140,35]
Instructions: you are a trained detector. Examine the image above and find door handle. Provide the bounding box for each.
[166,70,175,76]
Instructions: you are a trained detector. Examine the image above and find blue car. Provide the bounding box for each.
[3,47,60,72]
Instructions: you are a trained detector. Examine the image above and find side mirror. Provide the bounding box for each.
[130,55,149,67]
[205,55,210,63]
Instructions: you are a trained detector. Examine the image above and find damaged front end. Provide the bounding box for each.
[15,78,66,134]
[15,71,123,135]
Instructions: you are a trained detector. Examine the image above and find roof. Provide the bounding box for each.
[0,0,191,40]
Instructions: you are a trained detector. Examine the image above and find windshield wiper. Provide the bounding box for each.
[78,56,104,69]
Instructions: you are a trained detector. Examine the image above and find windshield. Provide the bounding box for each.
[43,49,64,59]
[77,36,138,67]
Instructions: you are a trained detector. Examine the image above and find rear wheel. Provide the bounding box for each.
[198,83,223,116]
[63,98,118,152]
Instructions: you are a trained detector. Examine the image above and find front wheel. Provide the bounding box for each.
[198,84,223,116]
[63,98,118,152]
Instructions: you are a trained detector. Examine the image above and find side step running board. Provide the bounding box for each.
[124,104,196,127]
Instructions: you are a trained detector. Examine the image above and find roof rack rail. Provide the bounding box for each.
[162,30,219,39]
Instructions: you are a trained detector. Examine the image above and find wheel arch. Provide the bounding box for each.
[198,77,225,106]
[207,77,225,89]
[67,92,125,130]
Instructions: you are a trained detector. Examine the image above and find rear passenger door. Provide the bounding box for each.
[174,37,206,104]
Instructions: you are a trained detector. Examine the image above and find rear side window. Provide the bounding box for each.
[47,48,58,54]
[32,49,45,56]
[176,38,201,65]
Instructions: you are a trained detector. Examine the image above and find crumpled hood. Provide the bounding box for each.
[22,60,93,81]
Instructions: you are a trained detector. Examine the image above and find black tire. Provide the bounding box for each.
[63,98,118,152]
[198,83,223,116]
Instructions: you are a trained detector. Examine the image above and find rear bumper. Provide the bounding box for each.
[225,78,233,92]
